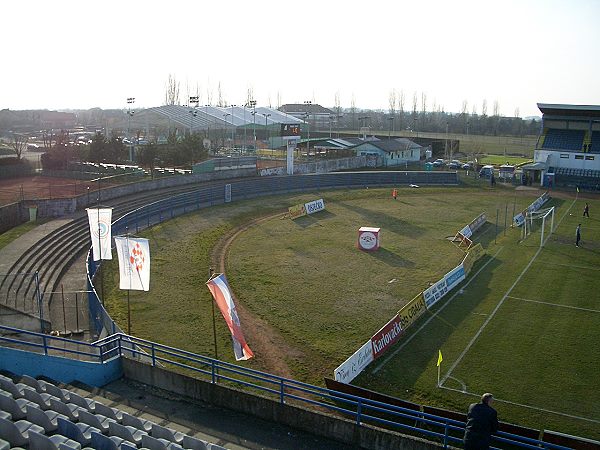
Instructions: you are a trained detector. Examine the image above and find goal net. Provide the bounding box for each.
[522,206,555,247]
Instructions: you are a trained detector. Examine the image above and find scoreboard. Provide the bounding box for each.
[281,124,301,137]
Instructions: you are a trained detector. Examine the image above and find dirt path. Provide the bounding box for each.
[211,211,306,380]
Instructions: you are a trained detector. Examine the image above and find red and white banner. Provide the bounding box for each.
[206,274,254,361]
[87,208,113,261]
[371,314,404,359]
[114,237,151,291]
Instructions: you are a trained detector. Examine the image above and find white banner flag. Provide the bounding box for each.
[87,208,113,261]
[114,237,151,291]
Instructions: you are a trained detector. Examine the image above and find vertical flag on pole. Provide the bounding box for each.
[437,349,443,387]
[87,208,113,261]
[206,274,254,361]
[114,237,151,291]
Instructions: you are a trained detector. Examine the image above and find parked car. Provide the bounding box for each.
[462,161,474,170]
[432,158,445,167]
[447,160,462,169]
[479,165,495,178]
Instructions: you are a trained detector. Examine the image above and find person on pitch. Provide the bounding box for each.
[463,393,499,450]
[576,223,581,247]
[583,202,589,218]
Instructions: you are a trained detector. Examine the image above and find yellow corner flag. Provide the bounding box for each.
[577,186,580,193]
[437,350,443,367]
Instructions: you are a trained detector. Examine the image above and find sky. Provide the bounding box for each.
[2,0,599,117]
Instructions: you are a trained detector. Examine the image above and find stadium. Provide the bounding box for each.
[1,103,600,450]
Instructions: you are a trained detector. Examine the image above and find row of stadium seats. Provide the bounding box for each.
[553,167,600,178]
[0,373,224,449]
[542,129,585,151]
[592,131,600,153]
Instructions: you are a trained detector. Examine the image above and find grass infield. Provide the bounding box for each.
[102,185,600,439]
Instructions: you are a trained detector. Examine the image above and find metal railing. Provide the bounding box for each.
[0,326,572,450]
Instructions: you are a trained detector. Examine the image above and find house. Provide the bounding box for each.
[353,138,422,166]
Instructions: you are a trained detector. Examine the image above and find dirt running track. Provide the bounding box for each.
[0,176,106,206]
[211,211,307,380]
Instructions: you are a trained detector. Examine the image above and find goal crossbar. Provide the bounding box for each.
[523,206,555,247]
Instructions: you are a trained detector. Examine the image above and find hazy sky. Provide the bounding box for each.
[2,0,599,117]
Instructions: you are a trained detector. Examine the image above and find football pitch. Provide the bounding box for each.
[102,185,600,440]
[359,194,600,440]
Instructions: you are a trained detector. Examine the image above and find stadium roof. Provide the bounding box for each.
[537,103,600,119]
[142,105,303,129]
[279,103,335,115]
[355,138,422,153]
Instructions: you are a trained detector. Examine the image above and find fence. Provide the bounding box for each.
[0,325,574,450]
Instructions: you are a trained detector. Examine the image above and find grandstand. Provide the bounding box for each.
[526,104,600,189]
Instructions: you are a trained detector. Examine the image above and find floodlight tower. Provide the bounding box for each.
[126,97,135,161]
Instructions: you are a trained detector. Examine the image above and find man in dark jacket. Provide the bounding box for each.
[464,393,499,449]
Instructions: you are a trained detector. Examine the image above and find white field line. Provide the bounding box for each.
[532,260,600,272]
[372,247,503,374]
[441,197,578,386]
[440,385,600,425]
[507,296,600,314]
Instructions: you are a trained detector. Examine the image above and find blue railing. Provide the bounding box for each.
[0,325,573,450]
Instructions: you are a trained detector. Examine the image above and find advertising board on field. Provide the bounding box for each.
[334,340,374,383]
[399,294,427,330]
[444,264,465,291]
[514,192,550,227]
[371,313,403,359]
[288,203,307,219]
[305,198,325,215]
[423,278,448,308]
[462,243,485,275]
[468,213,487,234]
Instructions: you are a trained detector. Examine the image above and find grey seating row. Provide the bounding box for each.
[0,374,226,449]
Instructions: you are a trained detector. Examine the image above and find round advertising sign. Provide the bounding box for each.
[359,231,377,250]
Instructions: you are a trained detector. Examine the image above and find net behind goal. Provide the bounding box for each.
[522,206,555,247]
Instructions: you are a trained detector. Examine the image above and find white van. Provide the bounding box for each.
[479,165,494,178]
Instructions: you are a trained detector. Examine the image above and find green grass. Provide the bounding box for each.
[357,197,600,439]
[101,186,600,440]
[0,220,48,251]
[478,155,533,166]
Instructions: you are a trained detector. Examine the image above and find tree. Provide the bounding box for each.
[137,143,158,178]
[165,74,180,105]
[388,89,396,115]
[217,82,224,107]
[398,89,405,130]
[493,100,500,117]
[481,99,488,117]
[11,133,27,160]
[350,94,357,130]
[89,132,107,164]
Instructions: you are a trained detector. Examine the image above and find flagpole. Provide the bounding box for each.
[209,267,218,359]
[96,179,105,305]
[126,227,131,335]
[437,362,441,387]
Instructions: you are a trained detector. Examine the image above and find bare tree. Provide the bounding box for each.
[412,91,418,115]
[217,82,224,107]
[246,86,255,106]
[165,74,180,105]
[481,99,488,117]
[388,89,396,115]
[334,91,341,115]
[514,107,520,118]
[493,100,500,117]
[11,133,27,159]
[471,104,478,116]
[398,90,405,129]
[277,91,282,108]
[350,93,357,129]
[206,83,213,105]
[461,100,469,115]
[420,92,427,115]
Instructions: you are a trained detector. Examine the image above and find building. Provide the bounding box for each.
[353,138,423,166]
[527,103,600,188]
[279,103,335,130]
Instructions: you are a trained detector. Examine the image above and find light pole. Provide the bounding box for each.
[246,99,256,153]
[264,113,272,155]
[230,105,236,151]
[189,95,199,135]
[126,97,135,161]
[223,113,230,152]
[304,101,312,155]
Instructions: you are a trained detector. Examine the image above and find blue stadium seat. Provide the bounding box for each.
[0,416,45,448]
[28,430,82,450]
[26,404,68,433]
[90,430,136,450]
[57,416,100,446]
[108,421,147,445]
[94,402,123,423]
[591,131,600,153]
[77,409,115,434]
[0,391,37,420]
[121,411,154,432]
[542,129,585,151]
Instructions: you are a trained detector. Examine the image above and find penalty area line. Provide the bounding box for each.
[439,385,600,425]
[507,296,600,314]
[441,197,578,386]
[372,247,503,374]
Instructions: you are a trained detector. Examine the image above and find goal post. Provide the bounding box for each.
[522,206,555,247]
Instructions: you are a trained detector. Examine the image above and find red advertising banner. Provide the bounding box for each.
[371,314,403,359]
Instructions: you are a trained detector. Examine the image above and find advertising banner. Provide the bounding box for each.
[514,192,550,227]
[114,236,151,291]
[304,198,325,215]
[399,294,427,330]
[288,203,307,219]
[468,213,487,234]
[334,340,374,383]
[423,278,448,309]
[87,208,113,261]
[460,225,472,238]
[462,243,485,275]
[445,264,465,291]
[371,314,403,359]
